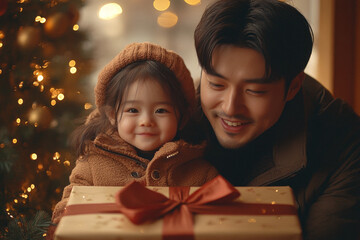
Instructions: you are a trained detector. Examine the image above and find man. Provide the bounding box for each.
[193,0,360,239]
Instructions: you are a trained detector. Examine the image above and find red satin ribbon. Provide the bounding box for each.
[64,176,297,240]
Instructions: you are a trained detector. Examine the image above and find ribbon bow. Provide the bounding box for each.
[116,176,240,240]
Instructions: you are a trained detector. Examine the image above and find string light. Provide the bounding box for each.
[51,100,56,106]
[37,74,44,82]
[53,152,60,160]
[70,67,77,74]
[30,153,37,160]
[84,103,93,110]
[18,98,24,105]
[63,160,70,167]
[12,138,18,144]
[57,93,64,101]
[69,60,76,67]
[73,24,79,31]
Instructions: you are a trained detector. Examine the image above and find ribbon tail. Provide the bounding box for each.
[163,205,194,240]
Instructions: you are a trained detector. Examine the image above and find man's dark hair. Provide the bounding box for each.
[194,0,314,89]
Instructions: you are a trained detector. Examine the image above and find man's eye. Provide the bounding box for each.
[155,108,169,113]
[208,81,224,89]
[246,89,267,95]
[127,108,138,113]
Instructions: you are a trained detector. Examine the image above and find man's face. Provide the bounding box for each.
[200,45,290,149]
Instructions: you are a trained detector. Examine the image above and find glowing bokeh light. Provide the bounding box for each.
[153,0,170,11]
[157,11,178,28]
[184,0,201,6]
[98,3,123,20]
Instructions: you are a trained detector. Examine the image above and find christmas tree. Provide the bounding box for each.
[0,0,93,238]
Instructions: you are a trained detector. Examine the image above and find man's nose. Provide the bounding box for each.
[222,88,244,116]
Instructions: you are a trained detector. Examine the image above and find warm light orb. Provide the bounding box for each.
[18,98,24,105]
[153,0,170,11]
[84,103,93,110]
[157,11,178,28]
[73,24,79,31]
[69,60,76,67]
[70,67,77,74]
[184,0,201,6]
[31,153,37,160]
[98,3,123,20]
[37,75,44,82]
[57,93,65,101]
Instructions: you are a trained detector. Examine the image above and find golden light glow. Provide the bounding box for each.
[70,67,77,74]
[40,17,46,23]
[0,69,2,74]
[69,60,76,67]
[12,138,17,144]
[35,16,42,22]
[98,3,123,20]
[153,0,170,11]
[57,93,65,101]
[14,199,18,203]
[51,100,56,106]
[16,118,21,124]
[84,103,93,110]
[38,163,43,170]
[33,81,39,87]
[157,11,178,28]
[73,24,79,31]
[31,184,35,189]
[18,98,24,105]
[64,160,70,167]
[31,153,37,160]
[19,81,23,88]
[0,31,4,39]
[53,152,60,160]
[0,42,3,48]
[37,74,44,82]
[27,187,31,192]
[184,0,201,5]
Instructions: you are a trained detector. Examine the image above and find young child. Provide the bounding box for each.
[51,42,218,224]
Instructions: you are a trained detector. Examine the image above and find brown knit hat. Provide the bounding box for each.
[95,42,195,111]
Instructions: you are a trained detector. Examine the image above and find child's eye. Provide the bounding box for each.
[155,108,169,114]
[126,108,138,113]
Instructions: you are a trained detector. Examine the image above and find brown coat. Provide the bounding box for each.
[52,129,218,223]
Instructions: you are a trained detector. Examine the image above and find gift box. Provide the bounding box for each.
[54,176,302,240]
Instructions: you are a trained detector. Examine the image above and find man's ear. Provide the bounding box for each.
[285,71,305,101]
[104,106,116,126]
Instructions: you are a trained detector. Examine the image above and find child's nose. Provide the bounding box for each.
[139,113,154,127]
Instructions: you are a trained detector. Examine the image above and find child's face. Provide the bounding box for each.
[116,78,178,152]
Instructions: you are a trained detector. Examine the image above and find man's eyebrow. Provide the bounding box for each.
[206,72,269,84]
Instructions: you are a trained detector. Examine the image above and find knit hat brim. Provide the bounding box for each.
[94,42,195,112]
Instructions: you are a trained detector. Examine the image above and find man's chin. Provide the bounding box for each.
[216,135,248,149]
